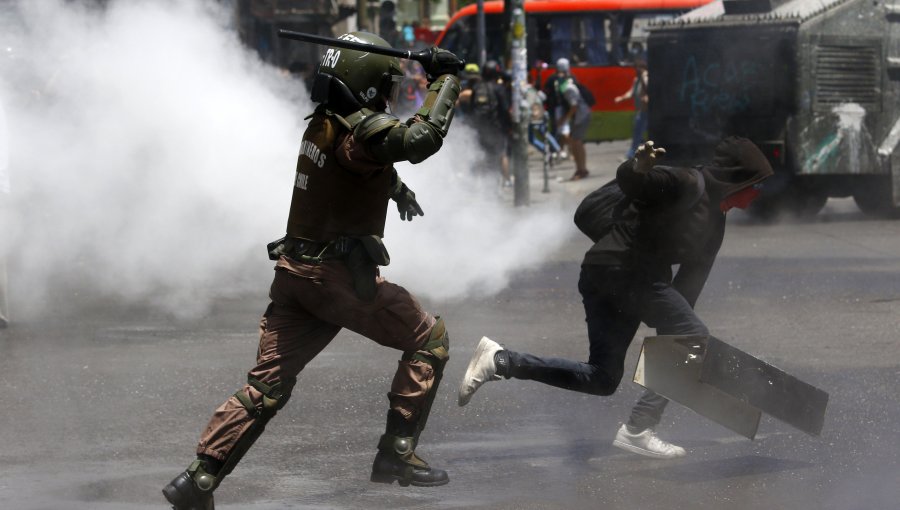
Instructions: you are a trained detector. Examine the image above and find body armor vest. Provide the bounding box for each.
[286,113,392,241]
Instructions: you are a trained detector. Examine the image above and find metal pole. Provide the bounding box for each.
[278,29,417,58]
[509,0,529,206]
[277,30,466,72]
[356,0,368,31]
[476,0,486,68]
[542,137,550,193]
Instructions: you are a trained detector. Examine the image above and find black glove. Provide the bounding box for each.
[394,183,424,221]
[422,47,464,81]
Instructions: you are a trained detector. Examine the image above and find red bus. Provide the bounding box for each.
[436,0,714,142]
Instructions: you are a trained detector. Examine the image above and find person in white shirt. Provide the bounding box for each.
[553,58,592,181]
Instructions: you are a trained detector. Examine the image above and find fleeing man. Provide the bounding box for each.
[458,137,773,458]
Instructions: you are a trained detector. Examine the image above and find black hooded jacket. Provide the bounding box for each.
[582,137,773,306]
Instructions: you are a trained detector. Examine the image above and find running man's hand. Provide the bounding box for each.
[634,140,666,173]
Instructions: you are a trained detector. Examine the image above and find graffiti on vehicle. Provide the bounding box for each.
[802,103,873,175]
[679,56,762,118]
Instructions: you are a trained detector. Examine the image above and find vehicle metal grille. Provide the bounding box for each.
[814,44,880,111]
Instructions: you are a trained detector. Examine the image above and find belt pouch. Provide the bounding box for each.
[347,243,377,301]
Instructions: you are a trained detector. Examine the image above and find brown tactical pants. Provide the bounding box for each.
[196,256,438,462]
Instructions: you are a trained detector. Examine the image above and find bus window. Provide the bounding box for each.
[534,14,610,67]
[440,9,678,70]
[436,1,714,143]
[612,13,679,63]
[439,13,505,68]
[609,13,633,63]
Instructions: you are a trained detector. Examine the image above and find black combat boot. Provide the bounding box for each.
[370,410,450,487]
[162,458,216,510]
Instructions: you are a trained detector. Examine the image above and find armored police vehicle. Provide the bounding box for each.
[646,0,900,218]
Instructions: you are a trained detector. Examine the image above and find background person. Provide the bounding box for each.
[553,58,591,181]
[396,59,429,116]
[615,56,649,160]
[527,86,561,160]
[459,60,512,187]
[456,62,483,119]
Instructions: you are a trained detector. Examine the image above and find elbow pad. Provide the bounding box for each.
[364,76,460,164]
[402,122,443,164]
[369,122,443,164]
[415,74,461,137]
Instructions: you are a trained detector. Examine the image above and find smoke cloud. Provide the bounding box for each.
[1,0,572,319]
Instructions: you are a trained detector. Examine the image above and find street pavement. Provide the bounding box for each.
[1,141,899,509]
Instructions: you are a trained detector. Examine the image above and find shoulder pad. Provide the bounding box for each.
[321,108,353,130]
[342,108,374,128]
[353,112,401,141]
[322,107,381,131]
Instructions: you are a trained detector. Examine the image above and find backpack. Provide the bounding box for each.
[576,81,596,107]
[574,169,707,243]
[471,80,498,120]
[573,179,636,242]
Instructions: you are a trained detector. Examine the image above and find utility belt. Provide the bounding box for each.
[267,235,390,301]
[267,236,352,264]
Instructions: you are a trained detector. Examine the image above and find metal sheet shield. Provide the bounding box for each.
[634,335,761,439]
[634,335,829,439]
[699,336,829,436]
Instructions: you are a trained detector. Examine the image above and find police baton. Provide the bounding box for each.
[277,30,465,73]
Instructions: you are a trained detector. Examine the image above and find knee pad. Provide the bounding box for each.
[397,317,449,436]
[404,317,449,369]
[233,376,294,420]
[214,376,294,482]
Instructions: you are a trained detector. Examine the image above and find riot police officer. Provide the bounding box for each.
[163,32,462,510]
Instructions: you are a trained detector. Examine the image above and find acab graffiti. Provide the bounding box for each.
[679,55,762,117]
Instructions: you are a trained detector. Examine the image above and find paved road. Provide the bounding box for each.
[1,141,898,509]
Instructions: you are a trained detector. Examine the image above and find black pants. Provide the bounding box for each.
[506,265,709,430]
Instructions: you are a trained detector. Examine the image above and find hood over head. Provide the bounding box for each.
[700,137,774,201]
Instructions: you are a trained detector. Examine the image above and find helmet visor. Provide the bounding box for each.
[386,72,403,108]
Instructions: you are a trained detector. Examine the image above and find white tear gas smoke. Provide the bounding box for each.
[1,0,572,319]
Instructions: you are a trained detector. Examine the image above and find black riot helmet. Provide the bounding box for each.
[310,32,403,114]
[482,59,501,80]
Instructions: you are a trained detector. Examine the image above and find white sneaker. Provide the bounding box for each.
[612,424,686,459]
[458,336,504,406]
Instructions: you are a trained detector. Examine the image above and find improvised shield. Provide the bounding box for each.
[633,335,828,439]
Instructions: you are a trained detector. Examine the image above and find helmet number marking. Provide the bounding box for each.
[339,34,367,44]
[322,49,341,69]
